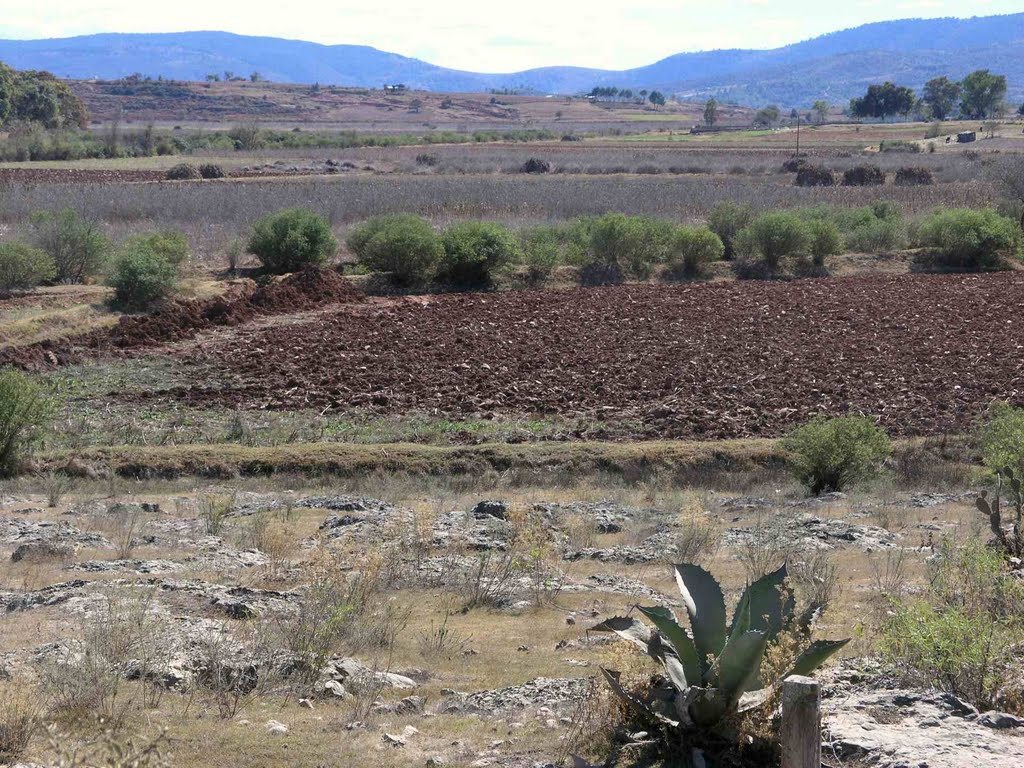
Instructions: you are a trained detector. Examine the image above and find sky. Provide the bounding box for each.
[0,0,1019,72]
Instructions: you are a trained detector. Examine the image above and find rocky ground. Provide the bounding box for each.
[0,483,1019,766]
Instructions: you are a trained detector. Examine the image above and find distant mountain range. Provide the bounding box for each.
[1,14,1022,107]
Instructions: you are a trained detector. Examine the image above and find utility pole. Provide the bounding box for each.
[795,114,801,156]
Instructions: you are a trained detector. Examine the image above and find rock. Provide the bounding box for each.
[298,698,314,709]
[319,657,418,694]
[265,720,289,736]
[382,732,406,747]
[978,711,1024,729]
[471,500,508,520]
[426,757,448,767]
[396,695,425,714]
[440,677,589,714]
[10,540,73,562]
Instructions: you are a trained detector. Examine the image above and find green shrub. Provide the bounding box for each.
[438,221,520,286]
[914,208,1019,270]
[0,241,56,291]
[29,209,108,284]
[735,211,812,268]
[978,401,1024,474]
[880,538,1024,712]
[108,244,180,312]
[807,220,843,266]
[346,214,442,285]
[664,226,723,279]
[248,208,337,274]
[121,231,191,267]
[518,227,562,284]
[585,213,674,281]
[781,415,892,495]
[707,202,754,260]
[0,369,53,477]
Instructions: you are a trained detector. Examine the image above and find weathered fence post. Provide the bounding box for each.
[781,675,821,768]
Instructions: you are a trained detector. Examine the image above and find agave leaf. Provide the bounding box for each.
[730,564,787,642]
[785,638,851,677]
[663,655,690,693]
[600,667,679,728]
[673,564,727,673]
[705,629,768,703]
[688,687,730,727]
[591,616,652,655]
[638,605,701,684]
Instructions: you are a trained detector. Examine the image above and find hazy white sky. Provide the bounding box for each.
[0,0,1018,71]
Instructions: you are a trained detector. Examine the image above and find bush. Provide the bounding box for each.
[165,163,201,180]
[584,213,675,281]
[879,139,920,154]
[29,209,108,284]
[735,211,812,268]
[248,208,337,274]
[894,166,934,186]
[914,208,1019,270]
[347,214,443,285]
[842,165,885,186]
[0,369,53,477]
[781,156,810,173]
[198,163,226,179]
[121,231,191,266]
[807,220,843,266]
[880,537,1024,712]
[520,158,551,174]
[795,165,835,187]
[439,221,521,286]
[707,202,754,260]
[0,241,56,291]
[664,226,723,279]
[108,243,180,312]
[781,415,892,495]
[978,402,1024,474]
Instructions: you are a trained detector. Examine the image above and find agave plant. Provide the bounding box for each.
[977,467,1024,558]
[594,563,848,734]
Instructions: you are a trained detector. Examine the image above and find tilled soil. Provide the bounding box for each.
[0,267,365,369]
[139,272,1021,439]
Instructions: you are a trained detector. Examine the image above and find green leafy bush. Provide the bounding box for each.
[29,209,108,284]
[978,401,1024,474]
[0,241,56,291]
[914,208,1019,270]
[781,415,892,495]
[438,221,521,286]
[121,231,191,267]
[880,538,1024,712]
[584,213,675,282]
[108,243,180,312]
[807,220,843,266]
[664,226,723,279]
[735,211,812,268]
[0,369,53,477]
[346,214,443,285]
[248,208,337,274]
[707,202,754,260]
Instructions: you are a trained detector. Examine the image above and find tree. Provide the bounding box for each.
[250,71,263,82]
[703,98,718,128]
[812,100,829,124]
[753,104,780,127]
[922,76,961,120]
[648,90,665,107]
[849,82,915,120]
[960,69,1007,119]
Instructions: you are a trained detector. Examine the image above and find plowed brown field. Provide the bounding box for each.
[143,272,1023,440]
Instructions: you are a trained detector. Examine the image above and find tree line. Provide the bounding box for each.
[0,61,89,129]
[849,70,1011,121]
[588,86,666,106]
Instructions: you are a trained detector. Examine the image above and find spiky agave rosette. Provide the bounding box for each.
[593,564,849,736]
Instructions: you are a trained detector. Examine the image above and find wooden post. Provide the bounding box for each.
[781,675,821,768]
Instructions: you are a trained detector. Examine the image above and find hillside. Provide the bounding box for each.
[0,14,1023,106]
